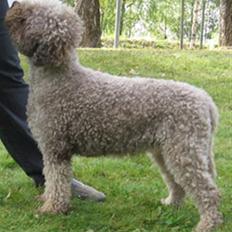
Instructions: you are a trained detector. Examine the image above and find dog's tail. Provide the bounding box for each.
[208,97,219,134]
[208,97,219,179]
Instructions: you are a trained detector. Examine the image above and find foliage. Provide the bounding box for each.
[101,37,180,49]
[100,0,116,35]
[64,0,75,7]
[65,0,220,43]
[0,49,232,231]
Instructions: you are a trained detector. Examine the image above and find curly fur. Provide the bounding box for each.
[6,1,222,231]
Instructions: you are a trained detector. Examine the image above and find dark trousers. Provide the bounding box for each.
[0,0,44,186]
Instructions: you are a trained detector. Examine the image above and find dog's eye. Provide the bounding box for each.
[20,18,26,23]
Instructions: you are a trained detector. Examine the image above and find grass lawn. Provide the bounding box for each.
[0,49,231,232]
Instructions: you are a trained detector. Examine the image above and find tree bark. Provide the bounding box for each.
[220,0,232,46]
[180,0,185,49]
[120,0,126,36]
[75,0,101,47]
[189,0,194,42]
[190,0,201,48]
[200,0,206,48]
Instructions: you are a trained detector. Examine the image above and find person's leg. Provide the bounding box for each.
[0,0,44,186]
[0,0,105,201]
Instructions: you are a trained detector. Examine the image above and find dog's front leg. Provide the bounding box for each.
[39,153,72,214]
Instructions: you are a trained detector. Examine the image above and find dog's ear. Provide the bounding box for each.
[31,38,67,67]
[5,2,30,55]
[31,9,84,67]
[5,1,24,32]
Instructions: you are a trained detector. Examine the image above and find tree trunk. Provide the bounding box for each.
[200,0,206,48]
[180,0,185,49]
[120,0,126,36]
[189,0,195,42]
[220,0,232,47]
[114,0,122,48]
[75,0,101,47]
[190,0,201,48]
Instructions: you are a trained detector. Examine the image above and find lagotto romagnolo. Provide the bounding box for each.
[6,1,222,231]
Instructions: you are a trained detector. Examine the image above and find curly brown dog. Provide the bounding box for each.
[5,1,222,231]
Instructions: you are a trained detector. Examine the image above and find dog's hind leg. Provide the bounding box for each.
[39,150,72,214]
[149,147,185,206]
[208,137,217,180]
[162,137,222,232]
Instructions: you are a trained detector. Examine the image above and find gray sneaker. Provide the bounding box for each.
[71,179,106,202]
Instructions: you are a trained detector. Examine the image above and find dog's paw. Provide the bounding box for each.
[194,212,223,232]
[160,196,182,207]
[36,194,47,202]
[38,201,57,214]
[38,200,69,214]
[161,197,172,205]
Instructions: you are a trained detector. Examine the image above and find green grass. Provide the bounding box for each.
[0,49,232,232]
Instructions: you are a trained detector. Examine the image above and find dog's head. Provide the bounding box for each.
[5,0,83,66]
